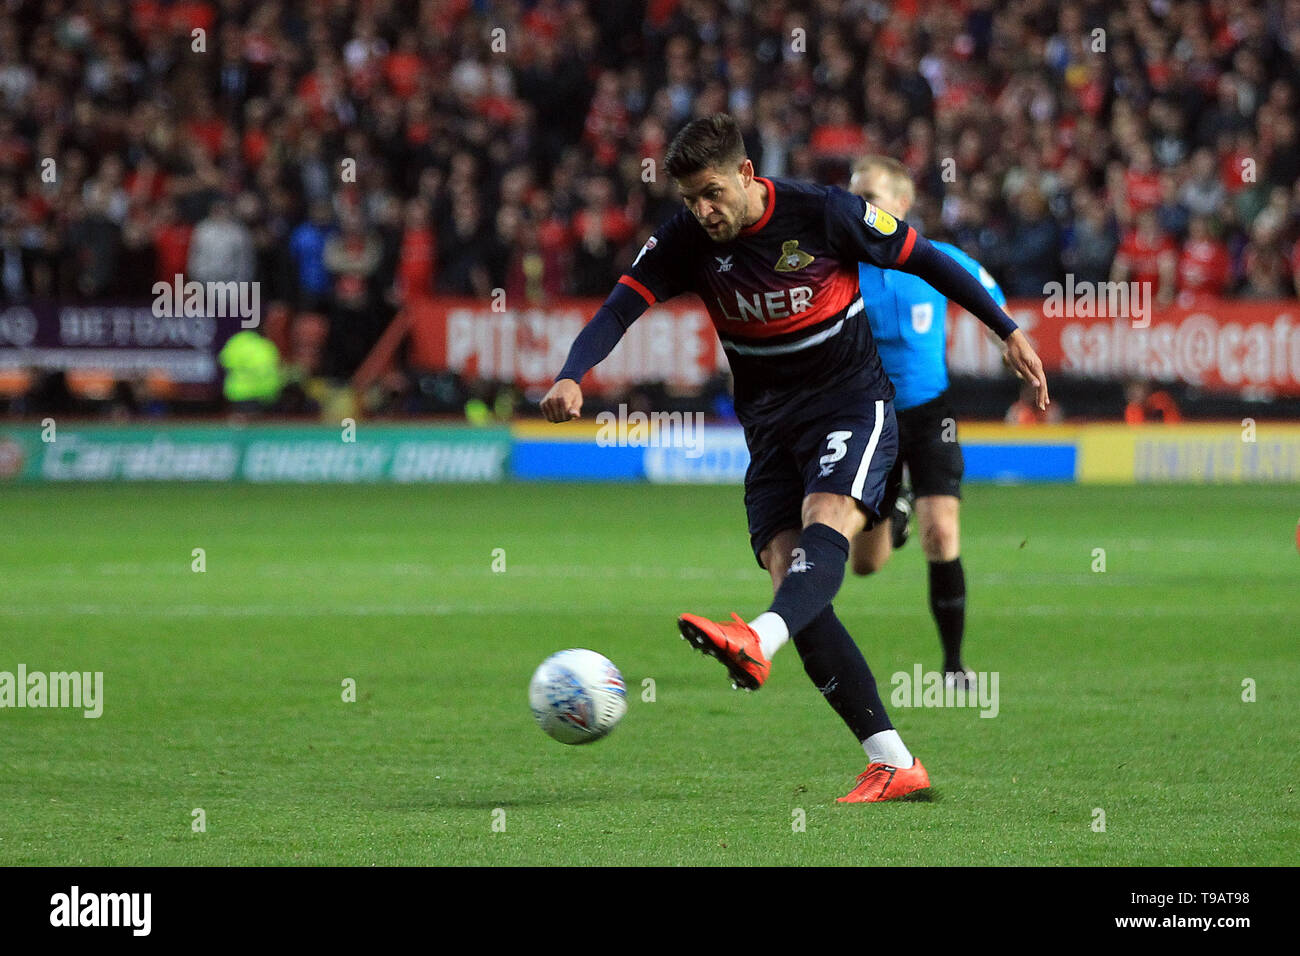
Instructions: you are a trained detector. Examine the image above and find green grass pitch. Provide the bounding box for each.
[0,481,1295,866]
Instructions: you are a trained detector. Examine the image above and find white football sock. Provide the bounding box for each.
[864,730,914,769]
[749,611,789,660]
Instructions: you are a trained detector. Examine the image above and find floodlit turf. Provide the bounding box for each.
[0,480,1296,866]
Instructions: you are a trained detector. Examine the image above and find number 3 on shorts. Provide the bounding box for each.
[820,430,853,469]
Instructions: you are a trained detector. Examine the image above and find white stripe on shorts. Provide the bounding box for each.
[850,399,885,500]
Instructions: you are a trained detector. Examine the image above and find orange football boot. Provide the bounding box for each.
[837,758,931,803]
[677,612,771,690]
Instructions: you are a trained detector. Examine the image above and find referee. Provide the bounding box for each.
[846,155,1009,689]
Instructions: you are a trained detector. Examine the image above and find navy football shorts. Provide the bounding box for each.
[744,397,900,568]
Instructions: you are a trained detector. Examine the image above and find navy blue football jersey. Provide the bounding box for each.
[619,177,917,430]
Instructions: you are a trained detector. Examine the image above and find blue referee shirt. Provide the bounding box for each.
[858,240,1006,411]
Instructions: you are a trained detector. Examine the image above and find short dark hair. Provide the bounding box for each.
[664,114,748,179]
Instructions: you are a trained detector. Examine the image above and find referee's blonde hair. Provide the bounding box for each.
[852,155,915,203]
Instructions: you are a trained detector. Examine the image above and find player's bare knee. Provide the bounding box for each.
[801,493,865,539]
[920,521,959,562]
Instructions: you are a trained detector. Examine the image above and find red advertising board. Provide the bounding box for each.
[408,296,1300,395]
[949,299,1300,394]
[406,296,727,391]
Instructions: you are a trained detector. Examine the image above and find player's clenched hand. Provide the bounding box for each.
[1003,329,1050,410]
[540,378,583,422]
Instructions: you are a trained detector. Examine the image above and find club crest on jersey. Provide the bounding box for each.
[863,202,898,236]
[774,240,815,272]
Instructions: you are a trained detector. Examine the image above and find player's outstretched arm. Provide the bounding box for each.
[542,281,652,422]
[828,188,1048,405]
[900,236,1050,409]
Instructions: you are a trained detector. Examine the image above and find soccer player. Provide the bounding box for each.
[846,155,1006,689]
[541,115,1048,802]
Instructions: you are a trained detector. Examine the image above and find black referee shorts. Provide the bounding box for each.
[887,391,965,507]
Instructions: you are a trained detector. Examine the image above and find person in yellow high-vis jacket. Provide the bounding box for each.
[218,330,282,411]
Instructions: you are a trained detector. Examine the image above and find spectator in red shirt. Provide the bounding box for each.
[124,154,166,205]
[184,97,226,160]
[241,100,271,170]
[527,191,572,262]
[392,199,436,304]
[810,96,869,162]
[344,16,388,94]
[0,116,30,173]
[1112,209,1178,305]
[151,199,192,284]
[570,177,635,249]
[582,71,629,169]
[384,34,424,98]
[1177,215,1231,298]
[1123,143,1163,216]
[169,0,216,34]
[1220,130,1257,195]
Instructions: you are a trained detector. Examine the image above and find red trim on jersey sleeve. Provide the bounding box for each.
[738,177,776,237]
[895,225,917,266]
[617,274,657,305]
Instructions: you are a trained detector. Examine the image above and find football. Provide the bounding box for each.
[529,649,628,744]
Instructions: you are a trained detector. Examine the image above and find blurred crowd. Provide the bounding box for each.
[2,0,1300,399]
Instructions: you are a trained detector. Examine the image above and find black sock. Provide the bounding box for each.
[768,523,848,638]
[792,604,893,742]
[928,557,966,672]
